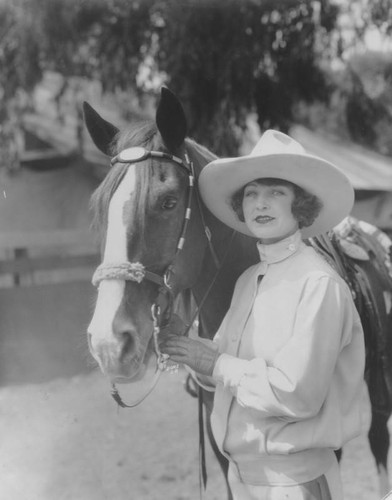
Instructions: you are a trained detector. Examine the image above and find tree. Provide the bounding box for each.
[152,0,339,154]
[1,0,391,155]
[345,52,392,154]
[0,1,41,104]
[35,0,154,92]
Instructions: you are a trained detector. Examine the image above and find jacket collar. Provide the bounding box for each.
[256,230,302,265]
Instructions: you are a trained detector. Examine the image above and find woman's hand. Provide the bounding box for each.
[159,316,219,376]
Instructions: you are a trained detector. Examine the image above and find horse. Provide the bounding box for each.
[84,87,392,498]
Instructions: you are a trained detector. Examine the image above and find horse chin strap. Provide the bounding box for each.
[91,146,223,408]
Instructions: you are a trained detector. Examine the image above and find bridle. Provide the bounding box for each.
[92,146,195,328]
[91,145,229,407]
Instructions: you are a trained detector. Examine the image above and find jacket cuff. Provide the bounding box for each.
[212,353,250,388]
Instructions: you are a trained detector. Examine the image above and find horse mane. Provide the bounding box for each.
[90,122,218,250]
[183,137,218,176]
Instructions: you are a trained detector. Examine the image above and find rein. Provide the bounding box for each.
[91,146,228,408]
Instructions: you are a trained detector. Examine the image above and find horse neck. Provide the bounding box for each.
[192,215,259,339]
[185,139,259,338]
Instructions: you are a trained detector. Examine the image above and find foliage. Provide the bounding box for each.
[0,0,391,155]
[151,0,339,153]
[0,0,41,104]
[346,52,392,153]
[298,50,392,156]
[35,0,154,93]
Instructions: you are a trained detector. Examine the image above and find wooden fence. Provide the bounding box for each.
[0,229,100,288]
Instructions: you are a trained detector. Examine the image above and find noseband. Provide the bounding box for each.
[91,146,219,407]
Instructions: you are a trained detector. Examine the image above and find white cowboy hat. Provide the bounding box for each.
[198,129,354,239]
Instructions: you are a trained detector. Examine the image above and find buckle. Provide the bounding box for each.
[111,147,149,165]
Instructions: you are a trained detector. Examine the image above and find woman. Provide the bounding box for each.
[160,130,365,499]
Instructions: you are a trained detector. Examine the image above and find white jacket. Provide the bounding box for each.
[211,230,365,485]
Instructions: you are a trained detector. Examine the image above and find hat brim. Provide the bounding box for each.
[198,153,354,239]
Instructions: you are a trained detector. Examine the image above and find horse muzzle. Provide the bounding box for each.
[87,327,150,381]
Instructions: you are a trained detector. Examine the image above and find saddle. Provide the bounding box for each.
[309,216,392,314]
[309,216,392,415]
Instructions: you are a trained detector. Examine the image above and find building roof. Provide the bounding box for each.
[291,125,392,191]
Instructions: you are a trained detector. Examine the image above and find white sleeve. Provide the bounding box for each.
[212,276,361,419]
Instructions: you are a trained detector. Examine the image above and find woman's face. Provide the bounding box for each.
[242,181,299,244]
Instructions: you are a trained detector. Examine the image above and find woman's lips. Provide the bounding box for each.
[255,215,275,224]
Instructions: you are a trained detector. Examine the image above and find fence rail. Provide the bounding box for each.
[0,229,97,250]
[0,229,100,287]
[0,253,99,275]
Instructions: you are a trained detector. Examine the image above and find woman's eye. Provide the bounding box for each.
[272,190,284,196]
[244,190,256,197]
[161,197,178,210]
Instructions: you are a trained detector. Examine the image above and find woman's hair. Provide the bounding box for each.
[230,177,323,229]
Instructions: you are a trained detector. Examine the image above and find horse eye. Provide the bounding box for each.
[161,197,178,210]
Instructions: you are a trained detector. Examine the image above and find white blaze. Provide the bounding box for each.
[88,167,136,338]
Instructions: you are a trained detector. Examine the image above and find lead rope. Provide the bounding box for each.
[180,229,237,498]
[198,384,207,500]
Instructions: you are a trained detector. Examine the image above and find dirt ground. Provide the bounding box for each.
[0,368,388,500]
[0,352,389,498]
[0,281,389,500]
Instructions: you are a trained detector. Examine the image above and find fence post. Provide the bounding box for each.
[13,247,28,286]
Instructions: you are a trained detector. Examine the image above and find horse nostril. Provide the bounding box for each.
[87,332,94,351]
[119,331,137,361]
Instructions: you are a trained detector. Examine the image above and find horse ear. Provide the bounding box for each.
[83,102,119,156]
[156,87,187,151]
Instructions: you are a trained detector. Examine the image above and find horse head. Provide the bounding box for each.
[85,88,219,383]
